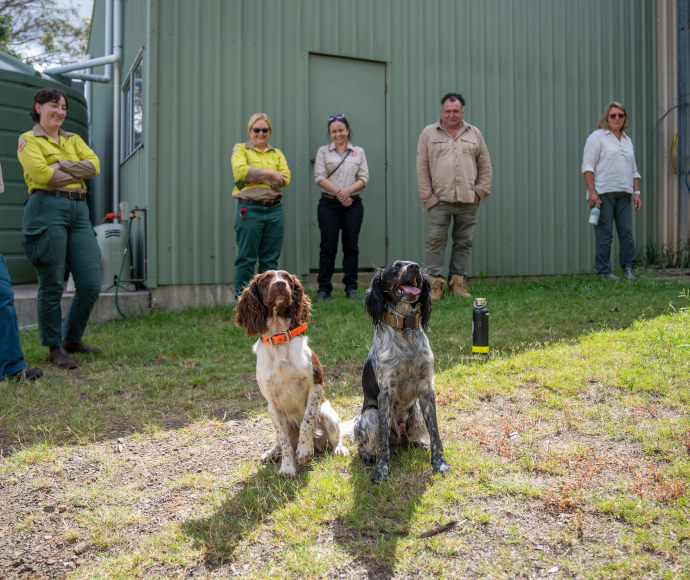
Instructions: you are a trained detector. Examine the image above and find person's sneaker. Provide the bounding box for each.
[346,289,362,300]
[599,272,622,281]
[7,367,43,381]
[623,267,636,280]
[314,290,330,302]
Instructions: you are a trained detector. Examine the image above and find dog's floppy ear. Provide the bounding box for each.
[289,274,311,327]
[364,266,386,325]
[419,274,433,331]
[234,274,267,336]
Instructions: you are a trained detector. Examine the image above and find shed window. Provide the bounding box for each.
[121,52,144,161]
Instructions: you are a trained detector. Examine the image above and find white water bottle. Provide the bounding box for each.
[589,206,600,225]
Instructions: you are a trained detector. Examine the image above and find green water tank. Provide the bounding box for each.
[0,51,90,283]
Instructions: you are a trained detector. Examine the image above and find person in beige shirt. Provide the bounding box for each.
[313,114,369,300]
[416,93,492,299]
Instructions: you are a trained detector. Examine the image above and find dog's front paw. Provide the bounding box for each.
[295,443,314,466]
[432,459,451,476]
[278,461,297,478]
[371,464,390,484]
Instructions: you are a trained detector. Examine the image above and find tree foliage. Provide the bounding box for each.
[0,0,90,69]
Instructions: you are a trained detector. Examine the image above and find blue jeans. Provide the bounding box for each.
[594,192,636,274]
[0,253,27,378]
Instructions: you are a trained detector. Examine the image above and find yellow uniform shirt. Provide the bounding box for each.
[17,125,100,194]
[231,142,290,201]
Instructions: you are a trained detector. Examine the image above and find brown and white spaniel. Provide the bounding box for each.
[234,270,348,477]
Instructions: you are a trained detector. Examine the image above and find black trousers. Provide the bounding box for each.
[317,196,363,294]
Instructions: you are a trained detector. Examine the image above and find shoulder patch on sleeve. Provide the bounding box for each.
[18,137,27,152]
[232,144,239,154]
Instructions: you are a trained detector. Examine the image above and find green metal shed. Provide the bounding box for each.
[0,51,90,283]
[86,0,658,301]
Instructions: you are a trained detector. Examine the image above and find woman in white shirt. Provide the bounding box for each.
[582,101,642,280]
[313,115,369,300]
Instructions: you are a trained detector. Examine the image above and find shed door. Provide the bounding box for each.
[308,54,387,275]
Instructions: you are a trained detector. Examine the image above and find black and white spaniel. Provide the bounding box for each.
[235,270,348,478]
[353,261,450,483]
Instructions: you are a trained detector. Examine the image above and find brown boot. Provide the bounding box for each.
[62,340,102,354]
[429,276,446,301]
[49,346,78,369]
[448,274,471,298]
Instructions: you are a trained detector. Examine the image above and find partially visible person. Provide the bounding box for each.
[231,113,290,296]
[313,114,369,301]
[0,161,43,381]
[17,87,102,369]
[582,101,642,280]
[416,93,492,300]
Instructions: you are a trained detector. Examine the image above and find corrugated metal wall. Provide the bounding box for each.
[90,0,657,288]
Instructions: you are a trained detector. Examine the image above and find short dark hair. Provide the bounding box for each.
[441,92,465,107]
[31,87,69,123]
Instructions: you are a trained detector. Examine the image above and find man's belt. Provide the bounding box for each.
[33,189,87,201]
[321,192,360,200]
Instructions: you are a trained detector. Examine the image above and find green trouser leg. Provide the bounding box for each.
[22,194,101,347]
[424,201,478,277]
[234,202,284,295]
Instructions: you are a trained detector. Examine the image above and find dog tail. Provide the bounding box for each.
[340,418,356,443]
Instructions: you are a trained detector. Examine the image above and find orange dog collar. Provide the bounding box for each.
[261,322,308,345]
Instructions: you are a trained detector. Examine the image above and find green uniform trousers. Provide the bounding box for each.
[22,193,101,347]
[234,201,284,296]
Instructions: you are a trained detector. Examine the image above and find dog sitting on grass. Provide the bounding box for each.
[234,270,349,478]
[352,260,450,483]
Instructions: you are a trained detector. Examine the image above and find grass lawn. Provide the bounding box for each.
[1,271,689,578]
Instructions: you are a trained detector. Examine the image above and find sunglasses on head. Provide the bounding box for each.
[328,114,345,121]
[609,113,625,119]
[252,127,270,134]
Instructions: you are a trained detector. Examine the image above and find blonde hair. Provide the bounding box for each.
[247,112,273,134]
[598,101,629,132]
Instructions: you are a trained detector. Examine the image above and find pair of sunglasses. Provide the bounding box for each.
[609,113,625,119]
[252,127,270,134]
[328,114,345,121]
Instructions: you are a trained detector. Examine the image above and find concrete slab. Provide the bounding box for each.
[14,283,151,330]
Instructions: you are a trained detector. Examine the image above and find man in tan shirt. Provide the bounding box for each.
[416,93,492,299]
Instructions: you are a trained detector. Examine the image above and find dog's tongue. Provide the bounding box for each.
[401,285,421,295]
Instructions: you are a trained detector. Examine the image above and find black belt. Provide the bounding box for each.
[321,192,360,201]
[237,198,281,207]
[33,189,87,201]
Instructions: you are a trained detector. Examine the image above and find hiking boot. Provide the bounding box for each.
[7,367,43,381]
[49,346,78,369]
[314,290,330,302]
[448,274,471,298]
[623,267,636,280]
[429,276,446,301]
[62,340,102,354]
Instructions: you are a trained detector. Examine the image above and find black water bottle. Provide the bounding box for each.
[472,298,489,354]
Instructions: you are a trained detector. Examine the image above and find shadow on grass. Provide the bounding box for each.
[333,447,433,578]
[180,461,308,570]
